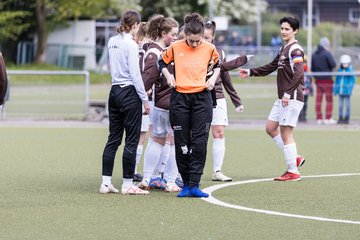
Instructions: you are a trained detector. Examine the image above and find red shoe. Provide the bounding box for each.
[296,155,306,168]
[274,171,301,181]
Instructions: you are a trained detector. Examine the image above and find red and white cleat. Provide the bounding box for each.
[274,171,301,181]
[121,185,149,195]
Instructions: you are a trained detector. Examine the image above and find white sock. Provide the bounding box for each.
[122,178,133,188]
[135,145,143,174]
[143,140,163,181]
[212,138,225,172]
[152,142,170,178]
[164,145,178,182]
[283,143,298,173]
[273,134,284,151]
[102,176,112,185]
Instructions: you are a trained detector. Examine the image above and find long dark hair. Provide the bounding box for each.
[183,13,204,35]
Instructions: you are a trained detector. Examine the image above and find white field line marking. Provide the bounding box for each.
[202,173,360,225]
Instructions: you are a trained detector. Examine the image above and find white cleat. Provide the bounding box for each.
[99,183,119,194]
[137,179,149,190]
[121,185,149,195]
[165,181,182,192]
[324,118,337,125]
[212,171,232,182]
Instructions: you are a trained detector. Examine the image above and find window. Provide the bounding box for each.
[349,8,360,23]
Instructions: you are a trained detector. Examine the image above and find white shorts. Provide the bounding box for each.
[211,98,228,126]
[268,99,304,127]
[141,101,154,132]
[152,107,173,138]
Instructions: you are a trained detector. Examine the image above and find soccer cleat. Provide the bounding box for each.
[177,185,191,197]
[165,181,182,192]
[121,185,149,195]
[316,119,323,125]
[274,171,301,181]
[175,177,184,188]
[324,118,336,125]
[148,177,167,190]
[137,179,149,190]
[212,171,232,182]
[296,155,306,169]
[189,186,209,198]
[99,183,119,194]
[133,173,143,182]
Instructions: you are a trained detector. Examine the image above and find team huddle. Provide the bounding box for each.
[99,10,306,198]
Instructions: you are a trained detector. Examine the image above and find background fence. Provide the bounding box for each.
[3,70,90,120]
[2,70,360,123]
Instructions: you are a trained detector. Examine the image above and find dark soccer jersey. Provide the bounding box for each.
[214,48,247,107]
[250,40,305,102]
[142,43,173,110]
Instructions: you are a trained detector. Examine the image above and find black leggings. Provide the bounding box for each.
[169,90,213,187]
[102,85,142,179]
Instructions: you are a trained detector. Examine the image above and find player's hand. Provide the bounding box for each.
[235,105,244,112]
[239,69,249,78]
[246,55,254,61]
[167,74,176,88]
[281,96,289,107]
[146,89,153,97]
[143,102,150,115]
[206,76,216,91]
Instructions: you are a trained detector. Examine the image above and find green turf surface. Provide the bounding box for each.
[0,126,359,240]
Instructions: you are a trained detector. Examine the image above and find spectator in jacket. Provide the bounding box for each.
[311,37,337,124]
[0,51,8,111]
[334,54,355,124]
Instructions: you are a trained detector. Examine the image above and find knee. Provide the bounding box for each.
[265,126,276,137]
[212,128,224,139]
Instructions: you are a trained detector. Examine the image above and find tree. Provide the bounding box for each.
[33,0,139,63]
[141,0,267,24]
[205,0,267,24]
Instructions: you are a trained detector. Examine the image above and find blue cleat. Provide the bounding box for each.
[177,185,191,197]
[189,186,209,198]
[148,177,167,190]
[175,177,184,188]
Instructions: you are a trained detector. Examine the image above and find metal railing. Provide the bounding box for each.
[3,70,90,120]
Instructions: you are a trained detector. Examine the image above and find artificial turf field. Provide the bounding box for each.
[1,124,359,240]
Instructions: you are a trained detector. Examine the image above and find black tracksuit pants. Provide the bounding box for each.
[169,90,213,188]
[102,85,142,179]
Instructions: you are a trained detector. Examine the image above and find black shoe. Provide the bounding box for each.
[337,117,344,124]
[133,173,143,182]
[343,117,350,124]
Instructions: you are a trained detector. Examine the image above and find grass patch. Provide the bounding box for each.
[0,127,360,239]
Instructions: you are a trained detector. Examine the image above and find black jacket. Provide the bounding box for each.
[311,45,336,80]
[0,51,8,105]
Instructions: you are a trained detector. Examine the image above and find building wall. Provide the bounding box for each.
[46,20,96,70]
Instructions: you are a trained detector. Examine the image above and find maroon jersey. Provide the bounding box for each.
[214,47,247,107]
[250,40,305,102]
[142,43,173,110]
